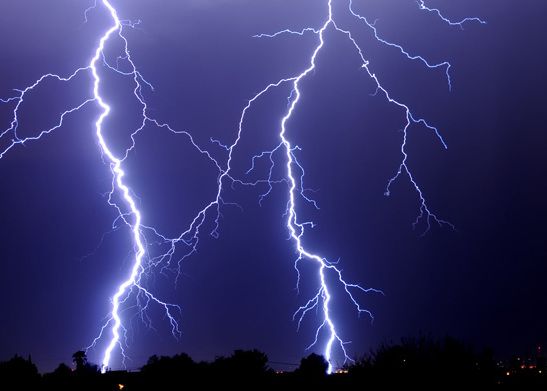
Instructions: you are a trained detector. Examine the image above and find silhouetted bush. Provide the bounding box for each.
[211,349,269,376]
[0,355,40,390]
[348,336,497,387]
[296,353,329,377]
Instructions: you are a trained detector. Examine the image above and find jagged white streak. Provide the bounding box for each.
[0,0,224,372]
[417,0,486,28]
[244,0,482,372]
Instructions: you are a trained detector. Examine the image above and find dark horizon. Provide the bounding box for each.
[1,0,546,374]
[2,334,544,375]
[2,336,547,390]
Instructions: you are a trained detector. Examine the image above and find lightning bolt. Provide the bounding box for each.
[0,0,223,372]
[417,0,487,29]
[226,0,484,373]
[1,0,484,374]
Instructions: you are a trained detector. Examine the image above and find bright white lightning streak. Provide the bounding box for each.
[78,0,220,372]
[240,0,484,373]
[90,1,144,372]
[278,5,371,375]
[0,0,223,373]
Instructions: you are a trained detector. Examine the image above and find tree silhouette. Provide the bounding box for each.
[296,353,328,377]
[72,350,87,372]
[43,362,72,390]
[141,352,195,376]
[0,355,40,389]
[349,336,498,387]
[229,349,269,375]
[140,353,196,389]
[52,362,72,376]
[71,349,99,377]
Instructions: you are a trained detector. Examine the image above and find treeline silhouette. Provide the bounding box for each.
[1,336,545,390]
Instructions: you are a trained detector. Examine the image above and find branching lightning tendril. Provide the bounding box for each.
[0,0,216,372]
[233,0,483,372]
[0,0,483,374]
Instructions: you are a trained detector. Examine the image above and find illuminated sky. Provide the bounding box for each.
[0,0,546,372]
